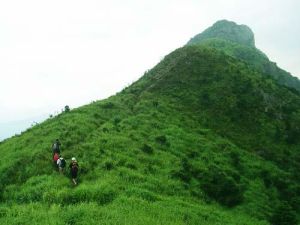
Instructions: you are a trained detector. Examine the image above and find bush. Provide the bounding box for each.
[171,157,193,183]
[141,144,154,154]
[152,101,159,107]
[113,117,121,125]
[229,150,243,171]
[155,135,168,145]
[270,201,298,225]
[101,102,115,109]
[201,168,244,207]
[260,169,273,188]
[64,105,70,112]
[125,162,137,170]
[103,160,114,170]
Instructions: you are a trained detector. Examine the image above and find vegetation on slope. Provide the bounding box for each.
[0,90,270,225]
[0,21,300,225]
[187,20,255,47]
[187,20,300,91]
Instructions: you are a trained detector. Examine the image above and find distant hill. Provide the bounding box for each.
[0,115,47,141]
[187,20,300,92]
[0,20,299,225]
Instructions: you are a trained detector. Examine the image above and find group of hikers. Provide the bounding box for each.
[52,139,79,185]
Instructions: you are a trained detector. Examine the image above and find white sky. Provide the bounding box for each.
[0,0,299,139]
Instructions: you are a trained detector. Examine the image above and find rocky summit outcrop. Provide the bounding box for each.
[186,20,300,92]
[187,20,255,47]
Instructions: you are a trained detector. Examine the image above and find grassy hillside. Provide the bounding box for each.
[0,22,300,225]
[0,93,271,225]
[187,20,300,92]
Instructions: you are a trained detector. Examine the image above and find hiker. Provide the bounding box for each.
[57,156,66,173]
[69,157,79,185]
[53,152,60,169]
[52,139,61,156]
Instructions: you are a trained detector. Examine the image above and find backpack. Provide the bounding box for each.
[60,159,66,168]
[72,162,78,172]
[52,143,58,151]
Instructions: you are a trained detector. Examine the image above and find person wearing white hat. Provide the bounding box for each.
[57,155,66,174]
[69,157,79,185]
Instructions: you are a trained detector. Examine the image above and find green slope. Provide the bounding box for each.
[0,21,300,225]
[187,20,300,92]
[188,20,256,47]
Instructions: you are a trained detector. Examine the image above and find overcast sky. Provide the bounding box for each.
[0,0,299,140]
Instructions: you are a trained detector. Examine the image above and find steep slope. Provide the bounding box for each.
[0,21,300,225]
[187,20,300,91]
[0,83,271,225]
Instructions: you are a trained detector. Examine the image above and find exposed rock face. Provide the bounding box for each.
[187,20,255,47]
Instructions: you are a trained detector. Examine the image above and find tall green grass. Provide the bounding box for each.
[0,43,299,224]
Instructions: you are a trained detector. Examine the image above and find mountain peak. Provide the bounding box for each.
[187,20,255,47]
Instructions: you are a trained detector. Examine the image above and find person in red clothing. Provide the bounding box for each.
[53,152,59,169]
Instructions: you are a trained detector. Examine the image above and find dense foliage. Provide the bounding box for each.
[187,20,255,47]
[187,21,300,92]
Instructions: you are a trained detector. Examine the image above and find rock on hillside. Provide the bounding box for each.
[188,20,255,47]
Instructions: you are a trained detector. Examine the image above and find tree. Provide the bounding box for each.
[64,105,70,113]
[270,201,297,225]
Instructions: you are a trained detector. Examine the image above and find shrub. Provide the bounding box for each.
[172,157,193,183]
[260,169,273,188]
[113,117,121,125]
[125,162,137,170]
[64,105,70,112]
[155,135,168,145]
[152,101,159,107]
[103,160,114,170]
[101,102,115,109]
[201,168,244,207]
[64,138,73,149]
[141,144,154,154]
[187,150,199,159]
[270,201,298,225]
[229,150,241,169]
